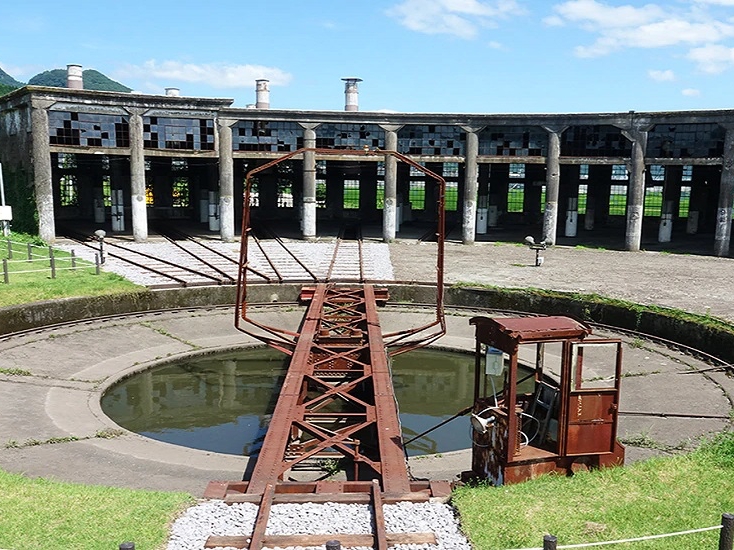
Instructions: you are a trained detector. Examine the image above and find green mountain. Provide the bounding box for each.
[0,67,23,88]
[0,83,17,96]
[28,68,131,93]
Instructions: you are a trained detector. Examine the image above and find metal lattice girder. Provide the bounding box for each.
[245,284,411,495]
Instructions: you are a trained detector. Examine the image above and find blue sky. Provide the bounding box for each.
[3,0,734,114]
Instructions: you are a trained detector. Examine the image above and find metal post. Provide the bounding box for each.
[6,239,11,259]
[543,534,558,550]
[2,259,8,284]
[49,247,55,279]
[95,253,100,275]
[720,513,734,550]
[71,249,76,270]
[0,161,9,237]
[27,242,32,261]
[325,540,341,550]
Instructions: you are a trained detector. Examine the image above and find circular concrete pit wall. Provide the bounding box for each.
[1,283,733,365]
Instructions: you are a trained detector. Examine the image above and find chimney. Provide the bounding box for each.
[342,77,362,112]
[66,64,83,89]
[255,79,270,109]
[165,87,180,97]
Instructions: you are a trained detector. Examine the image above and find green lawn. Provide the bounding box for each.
[0,469,193,550]
[453,432,734,550]
[0,233,141,307]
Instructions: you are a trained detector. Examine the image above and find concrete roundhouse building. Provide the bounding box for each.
[0,66,733,256]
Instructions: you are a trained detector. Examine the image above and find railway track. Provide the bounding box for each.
[57,225,390,288]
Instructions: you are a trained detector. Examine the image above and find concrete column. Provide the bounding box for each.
[525,164,544,224]
[128,111,148,241]
[425,162,442,223]
[687,166,709,234]
[490,163,510,226]
[715,126,734,256]
[658,165,681,243]
[31,100,54,242]
[624,129,647,251]
[383,130,398,242]
[462,131,479,244]
[542,129,561,245]
[360,161,378,218]
[218,118,235,241]
[302,128,317,239]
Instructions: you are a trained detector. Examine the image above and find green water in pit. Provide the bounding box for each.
[101,348,482,457]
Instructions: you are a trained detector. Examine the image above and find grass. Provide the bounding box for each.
[0,469,193,550]
[452,432,734,550]
[0,232,141,307]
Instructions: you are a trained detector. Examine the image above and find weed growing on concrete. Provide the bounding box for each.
[0,368,32,376]
[629,337,644,349]
[95,428,124,439]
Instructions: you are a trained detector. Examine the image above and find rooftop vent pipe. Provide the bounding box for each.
[165,87,180,97]
[255,79,270,109]
[66,64,83,89]
[342,77,362,111]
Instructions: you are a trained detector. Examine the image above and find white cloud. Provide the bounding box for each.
[648,69,675,81]
[386,0,524,39]
[693,0,734,5]
[682,88,701,96]
[687,44,734,73]
[551,0,665,29]
[550,0,734,58]
[487,40,505,49]
[114,60,292,89]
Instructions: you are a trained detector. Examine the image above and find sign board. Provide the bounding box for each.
[0,205,12,221]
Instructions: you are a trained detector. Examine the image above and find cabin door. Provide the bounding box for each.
[563,340,622,456]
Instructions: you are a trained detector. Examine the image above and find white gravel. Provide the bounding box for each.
[166,500,472,550]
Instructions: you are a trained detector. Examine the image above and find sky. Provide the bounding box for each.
[3,0,734,114]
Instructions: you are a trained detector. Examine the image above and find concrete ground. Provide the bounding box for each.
[0,236,733,496]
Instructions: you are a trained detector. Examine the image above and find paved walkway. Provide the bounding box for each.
[0,240,733,496]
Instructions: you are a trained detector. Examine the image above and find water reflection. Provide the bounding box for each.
[101,348,477,456]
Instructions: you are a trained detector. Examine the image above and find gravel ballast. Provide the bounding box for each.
[166,500,472,550]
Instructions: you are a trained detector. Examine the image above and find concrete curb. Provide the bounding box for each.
[3,283,733,365]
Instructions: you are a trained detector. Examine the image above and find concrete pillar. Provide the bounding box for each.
[543,129,561,245]
[425,162,442,223]
[383,130,398,242]
[128,111,148,241]
[66,64,83,89]
[31,100,54,242]
[658,165,681,243]
[342,78,362,112]
[360,161,378,218]
[302,128,317,239]
[255,79,270,109]
[325,162,343,218]
[560,165,580,238]
[462,131,479,244]
[490,163,510,226]
[218,118,235,241]
[525,164,544,224]
[624,129,647,251]
[687,166,710,234]
[715,126,734,256]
